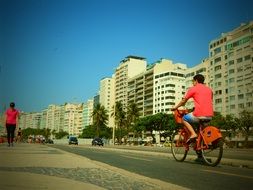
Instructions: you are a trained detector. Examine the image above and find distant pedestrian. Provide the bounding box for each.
[16,127,22,143]
[5,102,20,147]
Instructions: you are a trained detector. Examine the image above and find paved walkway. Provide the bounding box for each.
[0,143,188,190]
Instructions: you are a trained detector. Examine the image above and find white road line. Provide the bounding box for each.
[120,155,153,162]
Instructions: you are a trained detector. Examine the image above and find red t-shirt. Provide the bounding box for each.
[184,83,213,117]
[5,108,19,125]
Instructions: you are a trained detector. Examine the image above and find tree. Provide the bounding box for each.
[111,101,126,144]
[92,103,108,137]
[126,102,140,129]
[237,110,253,147]
[209,111,226,128]
[54,130,69,139]
[222,114,238,138]
[80,125,96,138]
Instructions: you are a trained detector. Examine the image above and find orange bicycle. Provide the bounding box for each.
[171,109,223,167]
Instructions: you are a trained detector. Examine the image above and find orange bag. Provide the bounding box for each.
[174,109,188,124]
[202,126,222,144]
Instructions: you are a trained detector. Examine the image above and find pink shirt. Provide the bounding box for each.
[184,83,213,117]
[5,108,19,125]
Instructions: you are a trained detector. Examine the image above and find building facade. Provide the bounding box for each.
[209,22,253,116]
[99,76,115,127]
[114,56,147,110]
[82,99,94,128]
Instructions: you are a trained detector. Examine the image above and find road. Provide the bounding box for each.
[52,144,253,190]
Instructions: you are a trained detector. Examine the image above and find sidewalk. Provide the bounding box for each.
[0,143,188,190]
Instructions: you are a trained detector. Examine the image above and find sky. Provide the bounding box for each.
[0,0,252,113]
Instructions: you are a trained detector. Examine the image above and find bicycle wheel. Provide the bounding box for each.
[201,138,223,167]
[171,129,189,162]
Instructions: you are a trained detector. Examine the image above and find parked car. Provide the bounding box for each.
[92,137,104,146]
[68,136,78,145]
[45,139,54,144]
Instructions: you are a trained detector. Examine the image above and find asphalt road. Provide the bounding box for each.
[52,144,253,190]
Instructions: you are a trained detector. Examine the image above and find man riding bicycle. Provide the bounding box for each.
[171,74,214,143]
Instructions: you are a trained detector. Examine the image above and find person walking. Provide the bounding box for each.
[16,127,22,143]
[5,102,20,147]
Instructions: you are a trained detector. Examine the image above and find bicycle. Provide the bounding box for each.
[171,109,223,167]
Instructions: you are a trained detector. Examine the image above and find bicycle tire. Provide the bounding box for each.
[171,129,188,162]
[201,138,223,167]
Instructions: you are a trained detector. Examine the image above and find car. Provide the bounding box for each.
[68,136,78,145]
[45,139,54,144]
[92,137,104,146]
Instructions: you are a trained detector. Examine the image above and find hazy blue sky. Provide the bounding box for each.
[0,0,252,112]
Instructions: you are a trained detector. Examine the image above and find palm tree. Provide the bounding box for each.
[126,102,140,129]
[92,103,108,137]
[111,101,126,144]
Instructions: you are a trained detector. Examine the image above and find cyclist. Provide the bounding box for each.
[171,74,214,143]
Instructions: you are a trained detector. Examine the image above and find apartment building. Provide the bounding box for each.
[127,59,187,116]
[44,104,65,132]
[115,56,147,110]
[99,76,115,127]
[128,66,153,117]
[153,59,187,114]
[63,103,83,136]
[209,22,253,116]
[19,112,42,129]
[83,99,94,128]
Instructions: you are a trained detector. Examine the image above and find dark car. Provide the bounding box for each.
[69,136,78,145]
[45,139,54,144]
[92,137,104,146]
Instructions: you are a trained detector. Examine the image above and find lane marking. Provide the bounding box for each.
[203,169,253,179]
[120,155,152,162]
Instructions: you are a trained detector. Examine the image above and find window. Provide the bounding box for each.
[215,65,221,71]
[229,78,235,83]
[244,55,251,61]
[238,104,244,109]
[214,57,221,63]
[229,60,234,65]
[229,96,235,102]
[229,69,235,74]
[230,105,235,109]
[215,73,222,79]
[238,94,244,99]
[215,90,222,95]
[215,98,222,104]
[214,47,221,54]
[237,58,243,63]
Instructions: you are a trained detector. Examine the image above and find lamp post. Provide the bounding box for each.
[112,104,115,145]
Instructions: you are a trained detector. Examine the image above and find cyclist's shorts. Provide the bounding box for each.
[183,112,212,124]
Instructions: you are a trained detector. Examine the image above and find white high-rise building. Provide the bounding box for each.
[99,75,115,128]
[19,112,42,129]
[64,103,83,136]
[115,56,147,109]
[153,59,187,114]
[45,104,64,132]
[209,21,253,116]
[128,58,187,116]
[83,99,94,128]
